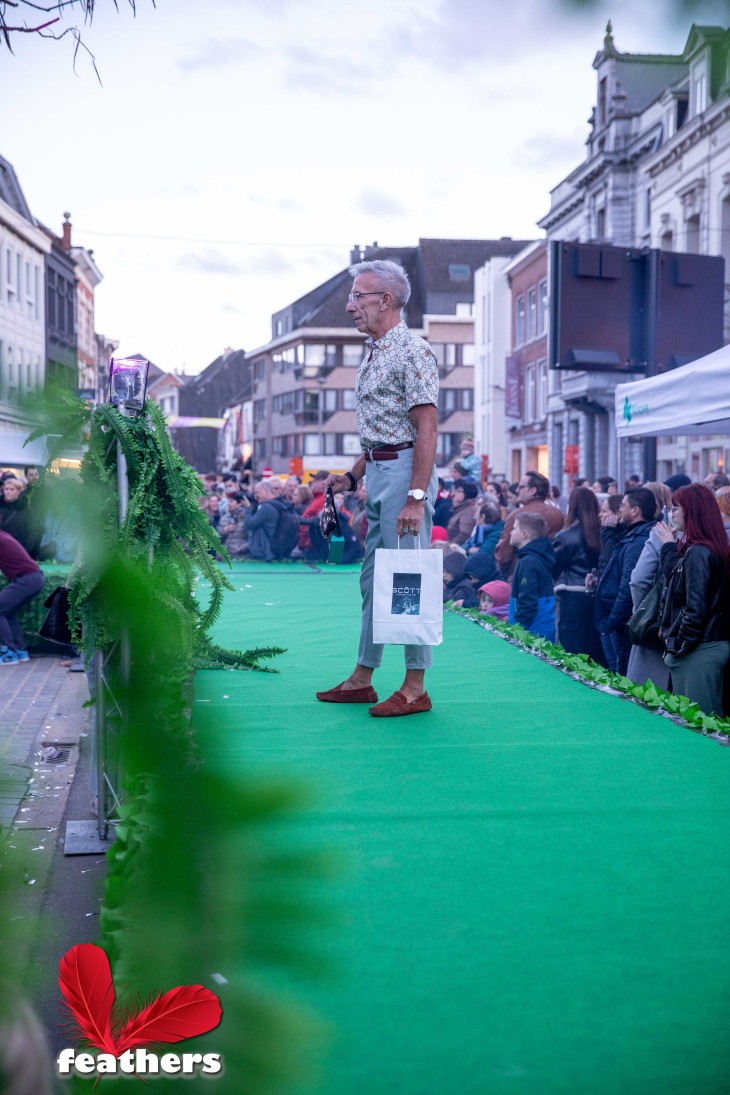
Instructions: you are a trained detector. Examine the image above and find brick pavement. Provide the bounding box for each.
[0,654,90,831]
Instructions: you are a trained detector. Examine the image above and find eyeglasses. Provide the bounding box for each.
[348,291,384,302]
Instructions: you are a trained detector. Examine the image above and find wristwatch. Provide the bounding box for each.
[407,489,427,502]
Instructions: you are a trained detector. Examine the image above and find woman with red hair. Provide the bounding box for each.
[656,483,730,716]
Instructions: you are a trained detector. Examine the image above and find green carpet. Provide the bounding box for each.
[194,563,730,1095]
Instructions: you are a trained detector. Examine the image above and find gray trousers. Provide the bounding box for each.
[358,449,437,671]
[665,640,730,717]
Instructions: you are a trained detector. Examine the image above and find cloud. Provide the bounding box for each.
[513,130,587,170]
[282,44,372,95]
[251,247,297,276]
[398,0,593,68]
[178,37,262,73]
[180,250,247,275]
[248,193,305,214]
[356,188,407,218]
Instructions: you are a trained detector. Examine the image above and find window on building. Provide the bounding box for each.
[439,389,457,415]
[596,207,606,239]
[7,345,18,402]
[343,344,363,367]
[253,398,267,425]
[254,438,266,461]
[47,270,56,327]
[34,267,39,320]
[462,388,474,411]
[25,261,32,312]
[437,433,460,463]
[686,214,700,253]
[461,343,475,366]
[6,249,14,303]
[342,434,361,455]
[253,359,266,383]
[342,389,356,410]
[527,287,537,341]
[448,264,470,280]
[537,360,548,420]
[16,254,21,303]
[324,433,338,456]
[693,69,707,116]
[431,343,457,368]
[455,302,473,317]
[523,364,536,423]
[303,433,320,455]
[538,278,548,335]
[515,296,526,347]
[644,188,651,230]
[598,76,607,126]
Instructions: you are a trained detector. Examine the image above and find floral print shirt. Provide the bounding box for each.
[355,322,439,449]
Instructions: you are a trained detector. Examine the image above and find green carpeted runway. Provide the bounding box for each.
[194,563,730,1095]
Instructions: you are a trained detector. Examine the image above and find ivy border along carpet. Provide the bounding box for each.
[194,563,730,1095]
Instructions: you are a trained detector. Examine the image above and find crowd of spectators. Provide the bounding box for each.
[198,468,365,566]
[199,459,730,717]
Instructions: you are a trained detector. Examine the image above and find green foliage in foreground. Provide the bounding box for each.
[71,557,331,1095]
[20,392,329,1093]
[448,603,730,740]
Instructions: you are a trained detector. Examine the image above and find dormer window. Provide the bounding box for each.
[691,59,708,116]
[598,77,608,126]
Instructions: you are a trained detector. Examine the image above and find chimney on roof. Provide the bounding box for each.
[62,212,72,251]
[350,244,363,264]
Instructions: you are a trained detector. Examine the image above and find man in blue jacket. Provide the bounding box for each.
[508,512,556,641]
[594,487,657,674]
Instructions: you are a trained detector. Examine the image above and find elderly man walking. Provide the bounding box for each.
[317,259,439,716]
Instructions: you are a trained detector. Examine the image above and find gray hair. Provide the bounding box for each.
[348,259,411,307]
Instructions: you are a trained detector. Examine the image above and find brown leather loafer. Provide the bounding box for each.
[368,690,432,717]
[316,681,378,704]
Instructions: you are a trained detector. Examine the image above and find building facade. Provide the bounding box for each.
[41,226,77,391]
[62,213,103,394]
[473,256,515,480]
[0,155,49,464]
[538,22,730,487]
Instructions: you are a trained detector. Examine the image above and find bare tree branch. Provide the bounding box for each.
[0,0,154,78]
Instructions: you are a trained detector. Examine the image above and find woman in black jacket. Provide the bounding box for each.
[0,477,41,558]
[551,486,604,663]
[656,482,730,716]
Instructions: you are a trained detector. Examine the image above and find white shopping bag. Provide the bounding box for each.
[372,546,443,646]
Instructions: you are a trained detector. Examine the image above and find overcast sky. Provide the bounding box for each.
[3,0,729,373]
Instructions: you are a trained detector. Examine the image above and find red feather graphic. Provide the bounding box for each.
[58,944,118,1055]
[114,985,222,1053]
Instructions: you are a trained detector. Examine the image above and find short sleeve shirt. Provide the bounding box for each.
[355,322,439,450]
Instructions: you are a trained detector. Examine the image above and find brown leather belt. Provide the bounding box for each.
[363,441,414,462]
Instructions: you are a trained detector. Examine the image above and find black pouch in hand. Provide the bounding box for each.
[319,487,343,539]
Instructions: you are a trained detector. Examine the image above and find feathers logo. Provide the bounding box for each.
[57,944,223,1079]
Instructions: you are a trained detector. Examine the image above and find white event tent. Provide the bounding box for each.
[615,345,730,440]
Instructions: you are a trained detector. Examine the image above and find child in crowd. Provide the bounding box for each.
[508,512,556,640]
[477,580,511,619]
